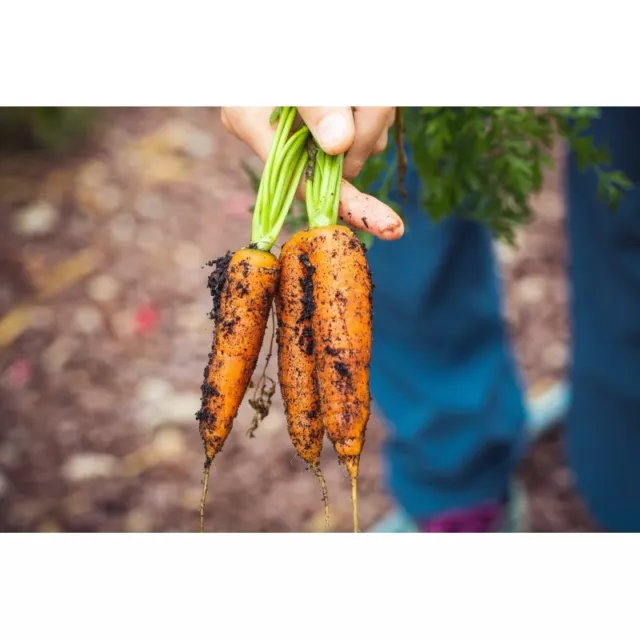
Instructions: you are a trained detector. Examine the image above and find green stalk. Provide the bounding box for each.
[250,107,345,251]
[306,147,344,230]
[329,152,343,220]
[250,107,310,252]
[268,126,309,227]
[306,173,317,214]
[258,149,308,251]
[267,107,297,196]
[313,148,324,206]
[252,109,292,245]
[319,151,331,210]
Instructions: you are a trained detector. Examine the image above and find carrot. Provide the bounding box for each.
[306,225,372,533]
[302,138,373,533]
[197,107,309,532]
[197,249,279,460]
[196,248,278,526]
[275,231,329,527]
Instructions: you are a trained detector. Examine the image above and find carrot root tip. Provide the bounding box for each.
[199,460,213,533]
[351,476,359,534]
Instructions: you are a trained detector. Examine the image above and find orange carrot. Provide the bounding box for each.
[196,248,279,530]
[299,138,372,533]
[275,232,329,527]
[306,224,372,532]
[196,107,310,532]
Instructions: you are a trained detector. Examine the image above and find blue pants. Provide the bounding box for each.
[368,108,640,531]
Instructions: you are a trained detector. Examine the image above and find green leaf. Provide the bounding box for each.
[353,107,634,243]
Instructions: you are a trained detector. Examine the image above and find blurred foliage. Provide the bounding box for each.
[0,107,100,153]
[354,107,634,246]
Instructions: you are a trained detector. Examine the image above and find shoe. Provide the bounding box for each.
[526,380,569,440]
[418,500,505,532]
[368,480,529,533]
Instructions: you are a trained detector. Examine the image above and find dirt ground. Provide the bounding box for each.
[0,107,597,532]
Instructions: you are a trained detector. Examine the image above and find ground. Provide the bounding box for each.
[0,107,597,532]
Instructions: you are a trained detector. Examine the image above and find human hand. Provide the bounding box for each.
[221,107,404,240]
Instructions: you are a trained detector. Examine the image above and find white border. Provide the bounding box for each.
[2,533,639,638]
[2,0,639,105]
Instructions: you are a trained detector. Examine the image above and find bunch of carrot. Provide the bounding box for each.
[196,107,372,533]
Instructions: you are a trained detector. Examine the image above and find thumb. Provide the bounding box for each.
[297,107,355,155]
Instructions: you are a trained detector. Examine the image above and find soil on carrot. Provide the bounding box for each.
[298,252,316,324]
[205,252,232,323]
[0,108,596,532]
[197,256,229,424]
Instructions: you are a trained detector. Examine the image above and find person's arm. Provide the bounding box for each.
[221,107,404,240]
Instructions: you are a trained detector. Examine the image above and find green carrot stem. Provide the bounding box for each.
[269,126,309,226]
[319,151,331,208]
[257,149,308,251]
[251,107,304,247]
[262,107,291,194]
[252,109,291,244]
[306,173,317,214]
[251,108,346,250]
[268,107,297,196]
[306,150,344,230]
[313,149,323,206]
[329,153,343,220]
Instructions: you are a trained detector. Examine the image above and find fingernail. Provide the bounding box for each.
[317,113,349,152]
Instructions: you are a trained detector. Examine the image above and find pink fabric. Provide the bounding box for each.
[418,501,503,532]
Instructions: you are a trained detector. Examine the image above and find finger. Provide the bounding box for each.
[371,129,389,156]
[338,180,404,240]
[386,107,396,128]
[223,107,276,163]
[343,107,395,179]
[297,107,355,155]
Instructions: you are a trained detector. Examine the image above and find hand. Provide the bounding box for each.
[221,107,404,240]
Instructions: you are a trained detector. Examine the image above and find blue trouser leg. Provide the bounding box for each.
[566,107,640,532]
[367,149,527,522]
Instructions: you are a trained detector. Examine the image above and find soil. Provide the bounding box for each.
[0,108,597,532]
